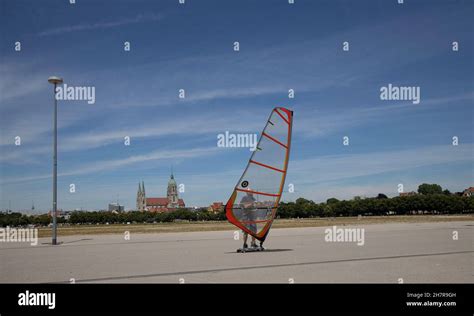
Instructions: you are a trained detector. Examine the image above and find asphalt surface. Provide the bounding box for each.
[0,221,472,283]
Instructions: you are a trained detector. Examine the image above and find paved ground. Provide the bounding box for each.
[0,221,472,283]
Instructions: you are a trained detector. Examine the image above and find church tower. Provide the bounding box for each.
[136,181,147,211]
[167,172,179,208]
[141,181,146,210]
[136,182,141,210]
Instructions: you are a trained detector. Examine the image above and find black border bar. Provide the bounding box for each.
[0,284,472,315]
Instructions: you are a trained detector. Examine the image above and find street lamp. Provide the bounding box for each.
[48,76,63,245]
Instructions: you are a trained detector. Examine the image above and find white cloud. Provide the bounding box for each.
[185,86,286,103]
[0,62,46,102]
[295,91,474,138]
[0,146,220,185]
[38,13,164,36]
[289,143,473,184]
[0,109,264,163]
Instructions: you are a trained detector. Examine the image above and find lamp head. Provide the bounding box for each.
[48,76,63,85]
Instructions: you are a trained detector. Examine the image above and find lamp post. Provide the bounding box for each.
[48,76,63,245]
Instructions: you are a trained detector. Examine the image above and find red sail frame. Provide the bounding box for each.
[225,107,293,241]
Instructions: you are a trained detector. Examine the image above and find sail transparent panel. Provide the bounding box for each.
[231,190,278,236]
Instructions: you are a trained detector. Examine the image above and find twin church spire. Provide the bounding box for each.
[136,171,183,211]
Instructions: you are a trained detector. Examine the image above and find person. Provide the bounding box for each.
[240,191,258,248]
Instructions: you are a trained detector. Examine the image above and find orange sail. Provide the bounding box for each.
[225,107,293,241]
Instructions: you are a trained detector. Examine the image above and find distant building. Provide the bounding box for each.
[208,202,223,213]
[462,187,474,197]
[136,173,185,212]
[48,209,63,217]
[62,211,74,220]
[47,209,73,219]
[108,203,124,212]
[399,191,417,197]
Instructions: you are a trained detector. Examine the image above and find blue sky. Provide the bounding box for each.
[0,0,473,213]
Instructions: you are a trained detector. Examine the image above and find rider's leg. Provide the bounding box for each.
[251,236,257,247]
[243,232,249,248]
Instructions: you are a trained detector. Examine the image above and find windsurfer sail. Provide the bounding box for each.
[225,107,293,249]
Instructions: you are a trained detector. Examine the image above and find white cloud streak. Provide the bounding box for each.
[38,13,164,37]
[0,146,220,185]
[289,143,473,185]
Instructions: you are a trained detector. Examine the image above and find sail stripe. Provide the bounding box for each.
[262,132,287,148]
[235,188,280,197]
[275,108,290,124]
[249,159,285,173]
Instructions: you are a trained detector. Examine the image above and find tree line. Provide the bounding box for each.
[0,209,226,227]
[68,208,226,224]
[278,194,473,218]
[276,183,472,218]
[1,183,472,227]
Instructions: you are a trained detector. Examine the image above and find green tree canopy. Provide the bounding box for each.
[418,183,443,195]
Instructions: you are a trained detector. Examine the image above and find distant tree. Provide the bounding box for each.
[418,183,442,195]
[322,204,335,217]
[34,214,51,226]
[464,197,474,213]
[443,189,451,195]
[376,193,388,199]
[326,198,339,205]
[295,198,312,205]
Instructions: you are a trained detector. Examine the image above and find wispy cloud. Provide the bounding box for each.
[60,115,261,152]
[0,62,46,102]
[185,86,288,104]
[289,143,473,185]
[295,92,474,138]
[38,12,164,37]
[109,85,292,108]
[2,90,471,164]
[0,109,264,164]
[361,92,474,113]
[282,143,473,202]
[0,146,220,185]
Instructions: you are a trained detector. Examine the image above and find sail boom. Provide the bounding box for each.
[235,188,281,197]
